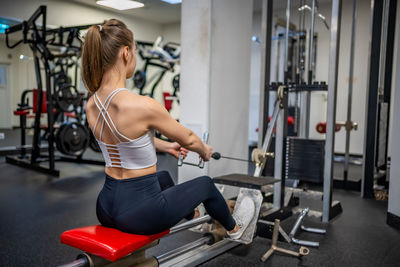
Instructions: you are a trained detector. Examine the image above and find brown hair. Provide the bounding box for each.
[81,19,134,94]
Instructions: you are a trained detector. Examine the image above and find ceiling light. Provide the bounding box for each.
[298,5,312,11]
[96,0,144,11]
[161,0,182,4]
[0,23,9,34]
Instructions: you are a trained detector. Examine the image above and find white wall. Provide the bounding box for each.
[159,22,181,119]
[249,0,371,155]
[209,0,252,178]
[0,0,164,127]
[162,22,181,43]
[179,0,252,185]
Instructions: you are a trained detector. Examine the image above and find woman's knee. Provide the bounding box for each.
[195,176,215,188]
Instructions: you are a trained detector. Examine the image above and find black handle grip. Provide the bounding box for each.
[212,152,221,160]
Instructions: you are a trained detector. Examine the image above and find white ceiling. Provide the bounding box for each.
[71,0,181,24]
[71,0,333,25]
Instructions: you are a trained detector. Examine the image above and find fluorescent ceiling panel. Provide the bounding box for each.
[161,0,182,4]
[96,0,144,10]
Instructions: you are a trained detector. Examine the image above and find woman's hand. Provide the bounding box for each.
[201,144,213,161]
[167,142,188,159]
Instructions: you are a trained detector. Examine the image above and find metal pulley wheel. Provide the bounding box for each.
[172,73,180,91]
[133,70,146,90]
[56,122,89,156]
[55,84,81,112]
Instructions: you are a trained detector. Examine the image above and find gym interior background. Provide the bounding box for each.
[0,0,400,266]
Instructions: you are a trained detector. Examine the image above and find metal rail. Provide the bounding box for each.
[169,215,211,234]
[156,236,212,263]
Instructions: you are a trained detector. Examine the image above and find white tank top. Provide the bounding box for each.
[92,88,157,169]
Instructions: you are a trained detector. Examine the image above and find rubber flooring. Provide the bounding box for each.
[0,135,399,266]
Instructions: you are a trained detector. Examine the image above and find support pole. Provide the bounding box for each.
[323,0,342,222]
[344,0,358,186]
[284,0,290,81]
[273,0,290,209]
[31,55,43,164]
[362,0,384,198]
[305,0,316,138]
[258,0,273,148]
[383,0,397,169]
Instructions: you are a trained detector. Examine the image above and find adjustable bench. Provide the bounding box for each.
[60,225,169,266]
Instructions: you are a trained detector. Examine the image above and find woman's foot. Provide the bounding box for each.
[228,224,241,234]
[227,196,256,240]
[193,208,200,219]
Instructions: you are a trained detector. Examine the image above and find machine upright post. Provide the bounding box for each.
[31,55,43,164]
[273,0,290,209]
[362,0,384,198]
[323,0,342,222]
[344,0,358,186]
[305,0,316,138]
[284,0,290,80]
[258,0,273,148]
[382,0,397,172]
[44,60,56,171]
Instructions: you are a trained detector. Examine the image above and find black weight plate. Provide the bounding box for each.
[56,122,89,156]
[133,70,146,90]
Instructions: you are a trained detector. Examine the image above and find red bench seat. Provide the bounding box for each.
[61,225,169,262]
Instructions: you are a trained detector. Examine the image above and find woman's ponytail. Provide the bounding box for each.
[82,25,104,95]
[81,20,134,94]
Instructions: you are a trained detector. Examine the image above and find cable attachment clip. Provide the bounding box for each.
[251,148,274,167]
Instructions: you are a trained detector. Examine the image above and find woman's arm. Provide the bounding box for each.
[154,138,188,159]
[143,97,212,160]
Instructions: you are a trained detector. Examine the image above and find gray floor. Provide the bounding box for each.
[0,129,399,266]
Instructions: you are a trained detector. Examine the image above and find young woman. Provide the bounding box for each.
[82,19,253,238]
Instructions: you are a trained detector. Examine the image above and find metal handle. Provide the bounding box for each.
[198,132,209,168]
[177,151,184,166]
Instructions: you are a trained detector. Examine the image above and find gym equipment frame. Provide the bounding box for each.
[4,6,103,177]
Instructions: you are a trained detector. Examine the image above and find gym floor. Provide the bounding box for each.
[0,130,399,266]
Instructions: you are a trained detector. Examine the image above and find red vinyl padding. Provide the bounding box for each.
[61,225,169,262]
[163,92,173,112]
[13,110,30,116]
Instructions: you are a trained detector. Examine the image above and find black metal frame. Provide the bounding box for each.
[362,0,396,197]
[4,6,103,177]
[381,0,397,171]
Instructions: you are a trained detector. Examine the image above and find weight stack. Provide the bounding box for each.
[286,138,325,183]
[263,138,325,183]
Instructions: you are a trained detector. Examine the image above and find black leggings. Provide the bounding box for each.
[96,171,236,235]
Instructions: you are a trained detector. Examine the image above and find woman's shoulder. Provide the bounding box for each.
[114,90,159,113]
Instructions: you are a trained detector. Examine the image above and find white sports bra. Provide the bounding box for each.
[92,88,157,169]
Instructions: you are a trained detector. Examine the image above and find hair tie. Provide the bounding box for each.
[98,25,103,32]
